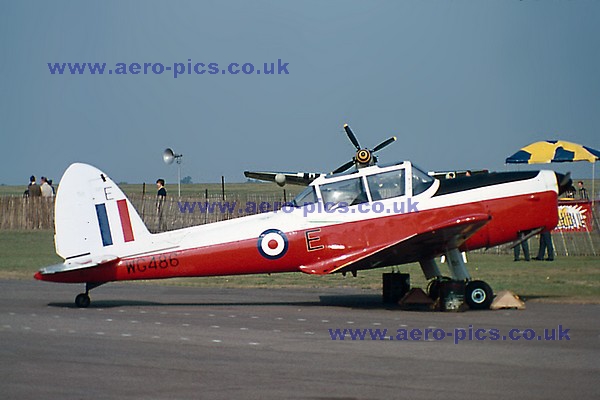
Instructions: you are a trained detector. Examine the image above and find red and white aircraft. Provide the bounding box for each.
[35,125,569,309]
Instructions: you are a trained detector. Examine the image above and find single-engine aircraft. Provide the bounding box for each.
[35,124,570,309]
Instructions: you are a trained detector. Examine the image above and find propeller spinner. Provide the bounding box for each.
[331,124,397,174]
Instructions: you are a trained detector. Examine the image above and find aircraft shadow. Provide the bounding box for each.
[46,294,395,310]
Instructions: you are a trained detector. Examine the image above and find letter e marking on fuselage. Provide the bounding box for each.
[305,228,324,252]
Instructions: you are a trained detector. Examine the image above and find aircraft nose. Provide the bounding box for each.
[555,172,572,195]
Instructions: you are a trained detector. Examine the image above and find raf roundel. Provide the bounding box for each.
[257,229,289,260]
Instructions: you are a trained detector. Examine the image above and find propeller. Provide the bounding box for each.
[332,124,397,174]
[556,172,572,195]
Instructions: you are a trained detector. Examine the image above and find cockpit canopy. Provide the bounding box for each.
[292,162,434,208]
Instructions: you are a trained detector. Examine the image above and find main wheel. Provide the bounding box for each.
[75,293,91,308]
[465,280,493,310]
[427,276,451,300]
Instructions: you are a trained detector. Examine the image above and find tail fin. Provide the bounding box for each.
[54,163,151,262]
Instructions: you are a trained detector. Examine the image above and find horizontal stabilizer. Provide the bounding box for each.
[37,255,119,275]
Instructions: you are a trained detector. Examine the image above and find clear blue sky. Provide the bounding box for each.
[1,0,598,186]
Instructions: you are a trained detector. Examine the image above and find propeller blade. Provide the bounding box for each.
[560,171,572,187]
[372,136,397,153]
[343,124,361,150]
[331,159,355,174]
[556,172,572,195]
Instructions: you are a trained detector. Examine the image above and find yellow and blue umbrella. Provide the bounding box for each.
[506,140,599,203]
[506,140,600,164]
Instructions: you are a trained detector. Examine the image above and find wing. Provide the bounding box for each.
[244,171,323,186]
[299,213,490,275]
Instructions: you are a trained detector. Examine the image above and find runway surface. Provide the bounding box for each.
[1,279,598,400]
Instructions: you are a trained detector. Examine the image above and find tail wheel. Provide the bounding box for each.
[465,280,493,310]
[75,293,91,308]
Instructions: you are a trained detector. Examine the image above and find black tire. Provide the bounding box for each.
[75,293,91,308]
[465,280,493,310]
[427,276,451,300]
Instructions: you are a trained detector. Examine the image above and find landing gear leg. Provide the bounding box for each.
[419,258,442,281]
[445,249,470,281]
[75,282,105,308]
[420,258,448,300]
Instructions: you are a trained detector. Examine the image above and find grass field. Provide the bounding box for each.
[1,230,598,303]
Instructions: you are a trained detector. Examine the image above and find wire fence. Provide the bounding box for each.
[0,197,54,230]
[0,193,292,231]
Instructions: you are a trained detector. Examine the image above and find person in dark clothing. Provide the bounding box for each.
[534,231,554,261]
[577,181,589,201]
[156,179,167,198]
[27,175,42,197]
[156,179,167,231]
[513,237,530,261]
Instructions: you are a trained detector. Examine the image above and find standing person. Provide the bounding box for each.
[156,179,167,231]
[534,231,554,261]
[40,177,54,198]
[577,181,589,201]
[48,179,55,195]
[156,179,167,202]
[28,175,42,197]
[513,233,530,261]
